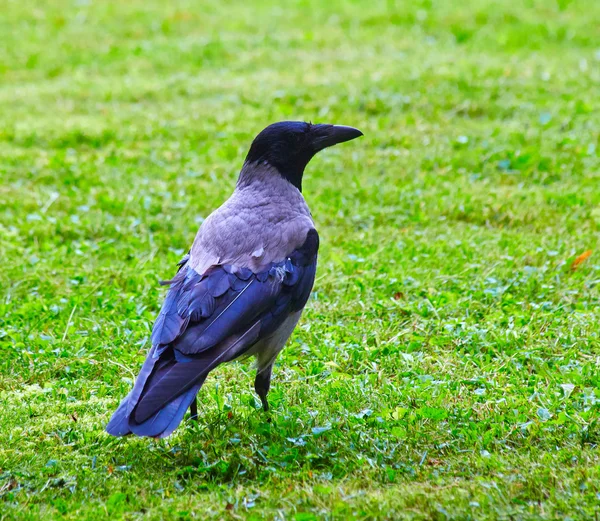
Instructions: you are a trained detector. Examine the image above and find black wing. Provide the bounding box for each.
[106,229,318,438]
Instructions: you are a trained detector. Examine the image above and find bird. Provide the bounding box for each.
[106,121,363,438]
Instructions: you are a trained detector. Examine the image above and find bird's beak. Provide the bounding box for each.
[311,124,363,152]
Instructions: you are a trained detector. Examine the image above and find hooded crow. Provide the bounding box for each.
[106,121,363,438]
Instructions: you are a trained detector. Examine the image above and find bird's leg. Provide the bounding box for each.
[189,396,198,422]
[254,364,273,412]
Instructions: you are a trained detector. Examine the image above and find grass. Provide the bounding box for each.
[1,0,599,518]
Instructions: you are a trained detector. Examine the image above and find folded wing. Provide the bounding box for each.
[106,229,319,438]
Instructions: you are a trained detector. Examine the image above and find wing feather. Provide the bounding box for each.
[107,229,319,437]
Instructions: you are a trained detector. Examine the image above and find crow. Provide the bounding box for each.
[106,121,363,438]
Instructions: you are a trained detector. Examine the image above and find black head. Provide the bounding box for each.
[244,121,363,191]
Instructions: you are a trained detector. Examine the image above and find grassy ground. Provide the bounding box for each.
[1,0,599,519]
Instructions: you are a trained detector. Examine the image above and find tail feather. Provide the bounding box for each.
[133,322,261,423]
[125,345,161,416]
[106,380,204,438]
[106,323,261,438]
[106,346,161,436]
[106,391,134,436]
[130,382,203,438]
[105,350,208,438]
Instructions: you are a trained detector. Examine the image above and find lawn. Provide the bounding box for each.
[1,0,599,519]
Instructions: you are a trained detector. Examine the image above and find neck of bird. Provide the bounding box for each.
[237,161,303,193]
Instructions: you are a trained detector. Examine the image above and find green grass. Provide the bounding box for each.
[1,0,600,518]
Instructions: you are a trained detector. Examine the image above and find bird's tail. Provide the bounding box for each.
[106,382,203,438]
[106,345,206,439]
[106,322,262,438]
